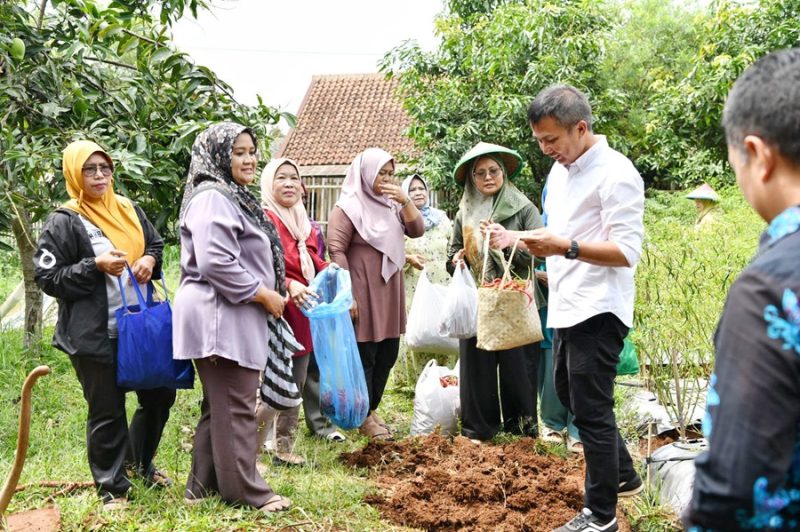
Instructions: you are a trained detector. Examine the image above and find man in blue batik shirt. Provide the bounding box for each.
[684,48,800,531]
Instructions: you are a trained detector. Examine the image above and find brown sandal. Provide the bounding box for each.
[259,495,291,513]
[359,415,393,441]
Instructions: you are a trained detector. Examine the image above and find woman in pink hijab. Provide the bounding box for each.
[327,147,424,439]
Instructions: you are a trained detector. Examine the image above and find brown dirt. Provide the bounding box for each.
[638,428,704,459]
[342,433,631,531]
[4,507,61,531]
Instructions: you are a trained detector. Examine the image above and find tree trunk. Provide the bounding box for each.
[11,208,42,351]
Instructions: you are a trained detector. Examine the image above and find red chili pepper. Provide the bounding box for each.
[480,278,534,307]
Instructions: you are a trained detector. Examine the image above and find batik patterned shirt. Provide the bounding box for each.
[685,205,800,531]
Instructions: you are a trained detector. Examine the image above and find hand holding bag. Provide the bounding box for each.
[476,232,543,351]
[260,316,304,410]
[301,266,369,430]
[115,264,194,390]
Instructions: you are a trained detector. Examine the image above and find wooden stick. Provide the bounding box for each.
[14,481,94,493]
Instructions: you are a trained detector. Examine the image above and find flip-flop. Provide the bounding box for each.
[542,429,565,444]
[259,495,291,513]
[325,431,346,442]
[359,419,393,441]
[273,452,306,467]
[567,437,584,453]
[102,496,128,511]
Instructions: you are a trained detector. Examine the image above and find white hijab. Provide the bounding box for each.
[261,158,315,283]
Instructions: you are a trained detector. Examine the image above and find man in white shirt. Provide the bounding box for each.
[489,85,645,532]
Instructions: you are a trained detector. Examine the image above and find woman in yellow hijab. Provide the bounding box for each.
[34,140,175,510]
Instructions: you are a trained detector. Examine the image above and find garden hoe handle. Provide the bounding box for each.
[0,365,51,516]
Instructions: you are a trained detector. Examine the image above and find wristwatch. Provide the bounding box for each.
[565,240,579,260]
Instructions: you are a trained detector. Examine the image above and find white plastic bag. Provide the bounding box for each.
[438,265,478,339]
[410,359,461,436]
[406,269,459,356]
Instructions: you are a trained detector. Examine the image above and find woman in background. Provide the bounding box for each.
[327,148,423,440]
[255,157,333,464]
[398,173,453,384]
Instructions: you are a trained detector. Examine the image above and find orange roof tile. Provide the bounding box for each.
[277,73,418,166]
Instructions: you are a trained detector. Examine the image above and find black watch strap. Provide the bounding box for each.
[565,240,579,260]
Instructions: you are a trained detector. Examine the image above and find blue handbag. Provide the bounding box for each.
[115,264,194,390]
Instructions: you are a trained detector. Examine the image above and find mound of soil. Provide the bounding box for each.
[342,434,631,531]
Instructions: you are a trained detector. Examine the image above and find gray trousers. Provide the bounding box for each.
[301,351,337,436]
[256,354,310,451]
[186,357,274,508]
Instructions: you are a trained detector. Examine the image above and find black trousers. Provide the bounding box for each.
[459,337,538,441]
[553,313,637,522]
[70,349,176,500]
[357,338,400,412]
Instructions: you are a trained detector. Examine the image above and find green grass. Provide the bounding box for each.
[0,329,414,531]
[0,248,22,303]
[4,186,756,530]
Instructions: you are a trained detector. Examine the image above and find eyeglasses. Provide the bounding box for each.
[473,166,503,180]
[82,164,113,177]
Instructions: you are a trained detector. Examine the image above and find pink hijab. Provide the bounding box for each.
[261,157,315,283]
[336,148,405,282]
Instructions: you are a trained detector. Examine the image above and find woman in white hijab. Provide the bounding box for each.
[256,157,332,465]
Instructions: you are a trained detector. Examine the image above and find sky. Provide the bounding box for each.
[172,0,443,123]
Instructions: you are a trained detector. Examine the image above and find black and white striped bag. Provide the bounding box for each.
[260,316,304,410]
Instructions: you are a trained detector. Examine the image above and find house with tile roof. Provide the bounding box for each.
[277,73,420,231]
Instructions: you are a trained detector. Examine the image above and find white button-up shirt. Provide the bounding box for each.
[543,136,644,329]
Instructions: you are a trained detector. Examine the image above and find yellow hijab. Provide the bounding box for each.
[61,140,145,262]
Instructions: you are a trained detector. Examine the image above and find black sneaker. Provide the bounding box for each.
[618,475,644,497]
[554,508,618,532]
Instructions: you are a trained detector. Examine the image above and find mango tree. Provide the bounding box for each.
[380,0,614,212]
[0,0,287,349]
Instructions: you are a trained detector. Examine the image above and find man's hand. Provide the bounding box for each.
[350,299,359,323]
[521,229,571,257]
[483,223,515,250]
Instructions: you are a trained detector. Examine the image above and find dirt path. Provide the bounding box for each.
[342,433,631,531]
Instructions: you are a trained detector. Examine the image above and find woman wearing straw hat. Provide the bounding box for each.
[686,182,721,229]
[447,141,545,442]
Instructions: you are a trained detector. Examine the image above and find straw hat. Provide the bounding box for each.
[686,183,720,202]
[453,142,524,185]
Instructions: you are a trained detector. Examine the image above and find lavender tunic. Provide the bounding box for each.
[173,189,275,370]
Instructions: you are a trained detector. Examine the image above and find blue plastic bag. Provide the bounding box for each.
[115,265,194,390]
[301,267,369,430]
